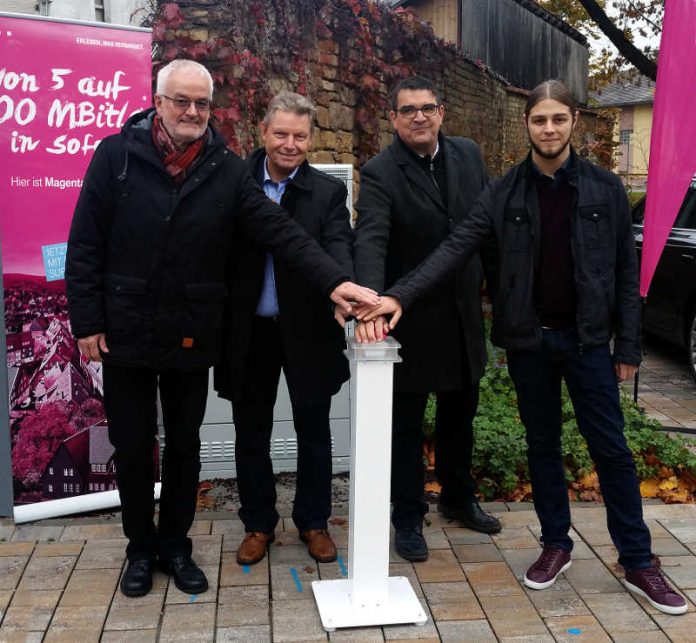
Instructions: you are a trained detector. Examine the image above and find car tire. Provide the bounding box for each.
[689,307,696,383]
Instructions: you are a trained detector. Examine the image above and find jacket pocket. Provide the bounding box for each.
[503,209,532,252]
[579,204,609,249]
[183,282,228,351]
[104,273,150,346]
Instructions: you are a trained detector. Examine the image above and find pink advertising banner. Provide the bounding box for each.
[0,13,151,507]
[640,0,696,297]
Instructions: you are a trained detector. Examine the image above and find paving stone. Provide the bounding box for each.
[544,614,612,642]
[275,529,302,548]
[383,599,438,640]
[45,604,108,641]
[1,605,54,631]
[216,625,272,641]
[189,520,212,536]
[436,619,496,641]
[413,550,465,583]
[660,519,696,544]
[33,542,83,557]
[610,632,669,642]
[658,555,696,589]
[505,502,535,512]
[19,555,77,593]
[11,526,64,542]
[101,630,158,642]
[0,631,43,642]
[421,581,484,620]
[491,526,539,550]
[104,590,165,631]
[462,561,524,597]
[0,543,35,557]
[219,551,269,587]
[328,625,384,640]
[496,512,540,528]
[8,589,61,608]
[0,525,15,541]
[524,578,590,618]
[159,602,216,641]
[165,564,218,604]
[442,527,493,545]
[59,523,124,541]
[217,585,269,626]
[417,527,447,550]
[190,534,223,567]
[451,543,502,563]
[500,548,543,581]
[59,568,120,606]
[211,519,245,539]
[271,599,326,641]
[637,610,696,641]
[75,538,126,569]
[0,556,30,590]
[570,523,613,547]
[478,594,549,639]
[270,548,319,601]
[564,558,625,594]
[389,563,424,598]
[0,589,12,617]
[316,549,349,581]
[583,592,660,634]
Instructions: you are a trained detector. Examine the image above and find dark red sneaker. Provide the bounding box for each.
[524,547,572,590]
[624,566,687,615]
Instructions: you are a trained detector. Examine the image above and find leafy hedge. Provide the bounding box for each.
[424,342,696,501]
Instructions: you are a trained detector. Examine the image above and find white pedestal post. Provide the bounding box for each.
[311,337,427,631]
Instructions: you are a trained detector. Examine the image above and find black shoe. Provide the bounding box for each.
[120,557,154,597]
[158,555,209,594]
[438,501,502,533]
[394,526,429,562]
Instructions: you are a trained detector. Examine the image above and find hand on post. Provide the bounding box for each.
[356,296,403,331]
[77,333,109,362]
[355,316,391,343]
[330,281,380,316]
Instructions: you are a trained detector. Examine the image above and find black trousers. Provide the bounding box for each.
[391,384,479,528]
[103,363,208,562]
[232,316,333,533]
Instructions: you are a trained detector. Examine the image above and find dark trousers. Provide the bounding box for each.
[232,316,333,533]
[391,385,479,529]
[103,364,208,562]
[506,328,652,571]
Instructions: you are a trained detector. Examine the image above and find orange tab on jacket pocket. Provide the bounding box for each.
[182,337,194,349]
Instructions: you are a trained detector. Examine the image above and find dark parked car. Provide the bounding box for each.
[632,173,696,381]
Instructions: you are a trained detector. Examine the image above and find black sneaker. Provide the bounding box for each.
[158,555,209,594]
[438,501,502,534]
[120,557,154,597]
[624,566,687,615]
[394,526,429,562]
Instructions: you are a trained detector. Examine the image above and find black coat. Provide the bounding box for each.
[214,148,353,404]
[353,135,489,392]
[387,151,641,365]
[65,110,349,371]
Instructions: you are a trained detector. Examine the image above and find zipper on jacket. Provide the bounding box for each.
[428,157,439,190]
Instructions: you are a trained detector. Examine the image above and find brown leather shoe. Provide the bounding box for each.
[237,531,274,565]
[300,529,337,563]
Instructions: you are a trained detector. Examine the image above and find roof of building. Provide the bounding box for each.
[591,74,655,107]
[384,0,586,44]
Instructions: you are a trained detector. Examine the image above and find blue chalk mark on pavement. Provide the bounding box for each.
[242,565,251,574]
[337,555,348,577]
[42,242,67,282]
[567,628,582,636]
[188,594,198,603]
[290,567,303,592]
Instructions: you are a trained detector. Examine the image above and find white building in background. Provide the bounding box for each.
[1,0,149,26]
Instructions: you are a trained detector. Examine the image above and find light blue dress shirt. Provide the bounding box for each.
[255,158,299,317]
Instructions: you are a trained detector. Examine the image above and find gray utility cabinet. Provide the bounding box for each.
[161,164,356,479]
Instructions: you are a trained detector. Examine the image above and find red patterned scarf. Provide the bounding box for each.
[151,114,205,184]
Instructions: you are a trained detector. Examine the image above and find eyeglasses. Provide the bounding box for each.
[160,95,212,112]
[395,103,440,119]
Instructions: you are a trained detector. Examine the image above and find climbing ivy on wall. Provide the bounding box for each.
[147,0,455,160]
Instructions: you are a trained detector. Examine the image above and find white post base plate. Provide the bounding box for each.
[311,576,428,631]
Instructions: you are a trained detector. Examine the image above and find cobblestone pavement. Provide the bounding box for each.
[1,501,695,642]
[622,335,696,431]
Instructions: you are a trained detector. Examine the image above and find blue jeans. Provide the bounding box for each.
[506,328,652,572]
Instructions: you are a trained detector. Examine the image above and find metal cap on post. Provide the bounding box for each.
[311,336,427,631]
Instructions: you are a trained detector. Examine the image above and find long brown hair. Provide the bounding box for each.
[525,80,577,119]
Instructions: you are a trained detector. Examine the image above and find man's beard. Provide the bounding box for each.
[529,133,571,160]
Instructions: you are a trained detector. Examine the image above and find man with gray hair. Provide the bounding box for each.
[215,91,353,566]
[66,64,376,598]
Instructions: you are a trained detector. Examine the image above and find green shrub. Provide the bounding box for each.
[424,340,696,500]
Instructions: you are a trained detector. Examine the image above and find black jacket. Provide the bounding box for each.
[354,134,489,392]
[214,148,353,404]
[65,110,349,370]
[387,151,641,365]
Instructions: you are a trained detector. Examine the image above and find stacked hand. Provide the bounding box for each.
[352,295,403,342]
